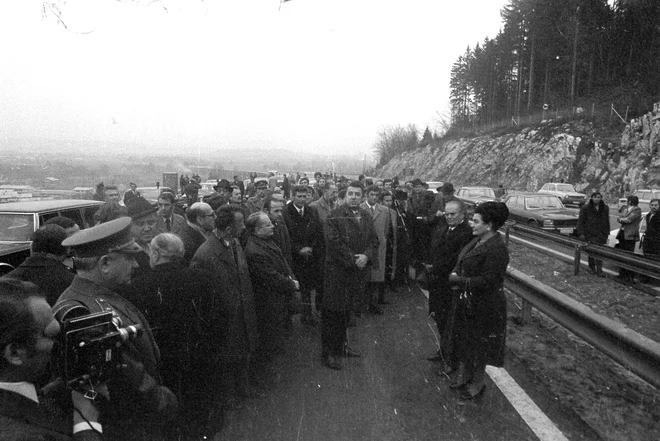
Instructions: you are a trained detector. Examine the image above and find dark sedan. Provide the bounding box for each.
[504,193,579,235]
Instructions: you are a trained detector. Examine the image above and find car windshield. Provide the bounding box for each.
[525,196,563,209]
[0,214,35,242]
[468,188,495,197]
[556,184,577,192]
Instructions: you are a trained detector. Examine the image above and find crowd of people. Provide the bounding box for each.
[0,171,516,440]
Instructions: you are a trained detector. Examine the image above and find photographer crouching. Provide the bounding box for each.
[0,279,102,440]
[54,217,178,441]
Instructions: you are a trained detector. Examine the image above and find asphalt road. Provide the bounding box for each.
[213,285,601,441]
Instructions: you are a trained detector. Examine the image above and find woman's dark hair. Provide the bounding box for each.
[627,195,639,206]
[474,201,509,230]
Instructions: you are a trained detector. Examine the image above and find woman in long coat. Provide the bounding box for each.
[449,201,509,400]
[576,191,610,276]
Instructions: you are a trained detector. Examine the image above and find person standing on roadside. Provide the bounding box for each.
[642,199,660,260]
[577,192,610,276]
[616,195,642,282]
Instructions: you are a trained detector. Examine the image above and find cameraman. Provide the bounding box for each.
[55,218,178,441]
[0,279,103,440]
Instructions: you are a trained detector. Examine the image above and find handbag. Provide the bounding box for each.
[458,278,473,311]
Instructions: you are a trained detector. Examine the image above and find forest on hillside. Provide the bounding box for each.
[449,0,660,131]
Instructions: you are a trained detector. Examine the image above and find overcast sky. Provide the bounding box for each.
[1,0,509,156]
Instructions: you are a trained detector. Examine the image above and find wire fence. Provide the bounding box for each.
[449,103,630,137]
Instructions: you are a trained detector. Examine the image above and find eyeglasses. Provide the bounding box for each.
[202,213,216,218]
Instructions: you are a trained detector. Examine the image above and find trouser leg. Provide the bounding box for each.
[322,309,347,356]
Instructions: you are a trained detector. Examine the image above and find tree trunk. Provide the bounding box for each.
[570,7,579,106]
[527,37,535,114]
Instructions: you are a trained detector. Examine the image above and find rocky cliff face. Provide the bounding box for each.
[378,103,660,201]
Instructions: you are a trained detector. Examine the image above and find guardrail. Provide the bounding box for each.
[505,222,660,279]
[505,267,660,389]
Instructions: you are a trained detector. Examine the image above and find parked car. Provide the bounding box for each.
[538,183,587,207]
[504,193,579,235]
[425,181,444,192]
[455,186,499,210]
[618,189,660,213]
[0,199,104,274]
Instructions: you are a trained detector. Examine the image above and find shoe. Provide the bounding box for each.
[427,351,444,362]
[449,381,468,389]
[343,346,361,358]
[323,355,342,370]
[459,384,486,401]
[367,305,384,315]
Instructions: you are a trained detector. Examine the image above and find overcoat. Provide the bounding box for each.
[323,205,379,311]
[576,201,610,244]
[360,202,389,282]
[3,254,74,306]
[618,205,642,241]
[451,233,509,367]
[283,203,325,288]
[154,213,186,236]
[428,221,473,316]
[244,235,297,351]
[643,211,660,256]
[177,222,207,264]
[190,233,259,361]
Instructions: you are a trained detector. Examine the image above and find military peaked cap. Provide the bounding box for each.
[63,217,142,258]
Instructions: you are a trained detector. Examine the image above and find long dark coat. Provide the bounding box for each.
[283,203,325,289]
[643,211,660,257]
[451,234,509,368]
[177,222,207,264]
[576,201,610,244]
[428,221,473,316]
[190,233,259,362]
[323,205,379,312]
[3,254,75,306]
[244,235,297,352]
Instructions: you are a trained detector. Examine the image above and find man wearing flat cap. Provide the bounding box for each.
[55,217,178,441]
[246,179,269,214]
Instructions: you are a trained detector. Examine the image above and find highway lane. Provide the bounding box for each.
[214,284,600,441]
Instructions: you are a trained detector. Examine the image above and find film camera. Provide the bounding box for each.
[51,300,142,393]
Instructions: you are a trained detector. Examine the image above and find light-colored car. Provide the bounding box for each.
[425,181,444,192]
[618,189,660,213]
[538,183,587,207]
[455,186,499,210]
[504,193,578,235]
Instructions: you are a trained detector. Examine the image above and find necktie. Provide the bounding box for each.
[165,218,171,231]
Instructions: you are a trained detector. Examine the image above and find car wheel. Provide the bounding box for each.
[527,220,539,227]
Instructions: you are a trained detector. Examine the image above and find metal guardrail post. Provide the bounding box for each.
[573,245,582,276]
[505,267,660,389]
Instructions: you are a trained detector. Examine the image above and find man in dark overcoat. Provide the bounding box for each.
[244,212,299,361]
[322,181,379,370]
[283,184,325,326]
[190,204,259,407]
[642,198,660,260]
[425,200,473,371]
[577,191,610,276]
[3,224,74,305]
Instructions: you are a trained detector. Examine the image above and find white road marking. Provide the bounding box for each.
[419,285,569,441]
[487,367,569,441]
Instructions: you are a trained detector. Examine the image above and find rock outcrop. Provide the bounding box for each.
[378,103,660,201]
